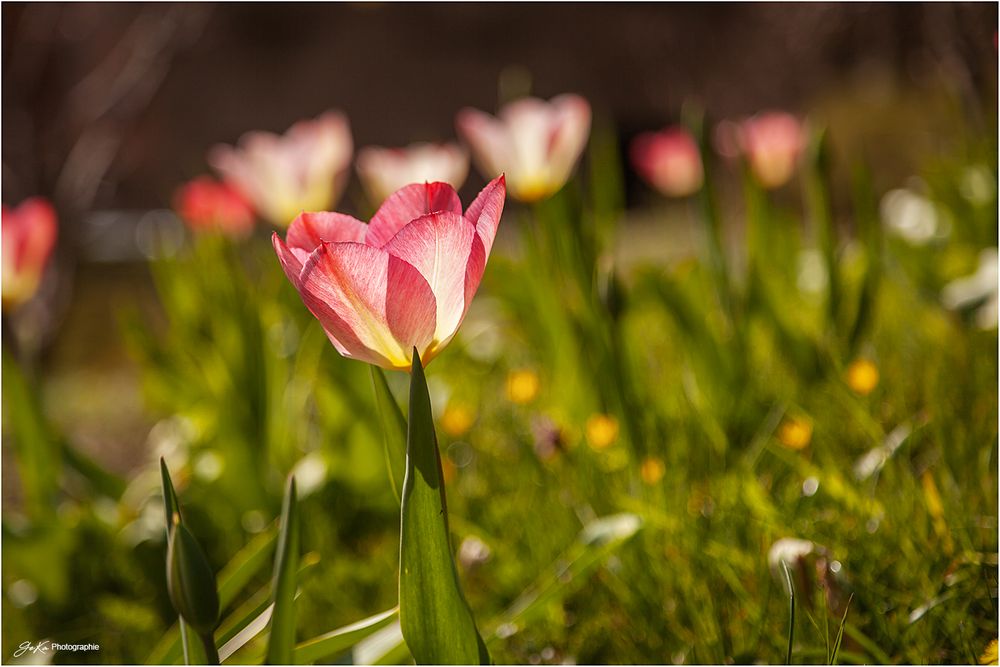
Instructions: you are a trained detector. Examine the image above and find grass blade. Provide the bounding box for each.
[830,595,854,665]
[490,514,642,638]
[781,560,795,665]
[398,350,488,664]
[265,476,300,664]
[216,555,320,663]
[293,607,399,664]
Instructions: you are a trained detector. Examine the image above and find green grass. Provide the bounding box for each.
[2,95,996,664]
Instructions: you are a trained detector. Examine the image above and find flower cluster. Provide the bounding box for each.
[630,111,806,197]
[159,98,812,371]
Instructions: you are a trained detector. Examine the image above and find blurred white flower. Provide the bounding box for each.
[356,142,469,204]
[767,537,815,578]
[941,248,998,330]
[210,111,353,227]
[457,94,591,202]
[880,187,945,245]
[457,535,492,569]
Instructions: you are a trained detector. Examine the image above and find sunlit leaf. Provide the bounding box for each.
[265,476,300,664]
[398,350,488,665]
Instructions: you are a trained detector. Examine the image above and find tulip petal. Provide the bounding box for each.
[382,212,477,346]
[272,232,304,288]
[457,107,510,172]
[365,182,463,248]
[462,176,506,311]
[287,211,368,254]
[547,94,592,186]
[275,233,388,362]
[298,242,436,369]
[463,175,506,258]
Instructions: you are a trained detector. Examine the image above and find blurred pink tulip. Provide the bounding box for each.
[630,126,703,197]
[174,177,255,238]
[356,143,469,205]
[735,112,805,189]
[273,175,506,370]
[456,94,591,203]
[209,111,353,227]
[2,198,57,309]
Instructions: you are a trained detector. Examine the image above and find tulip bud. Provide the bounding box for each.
[166,521,220,637]
[630,126,703,198]
[457,94,591,203]
[2,198,57,310]
[738,112,805,189]
[174,176,255,238]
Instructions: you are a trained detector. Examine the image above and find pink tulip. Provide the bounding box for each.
[174,176,255,238]
[630,126,703,197]
[273,176,506,370]
[736,112,805,189]
[456,95,591,203]
[356,142,469,205]
[209,111,353,227]
[2,198,57,309]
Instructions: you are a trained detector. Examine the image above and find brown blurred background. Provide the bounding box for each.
[3,3,997,210]
[2,2,997,484]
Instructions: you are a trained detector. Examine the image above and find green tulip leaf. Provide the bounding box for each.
[371,366,407,502]
[160,458,182,530]
[265,476,300,664]
[159,459,206,665]
[398,350,489,665]
[167,522,221,638]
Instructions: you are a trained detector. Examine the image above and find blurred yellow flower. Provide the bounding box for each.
[441,403,475,438]
[980,639,998,665]
[640,457,666,485]
[506,369,540,405]
[586,413,619,450]
[846,358,879,396]
[778,416,813,450]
